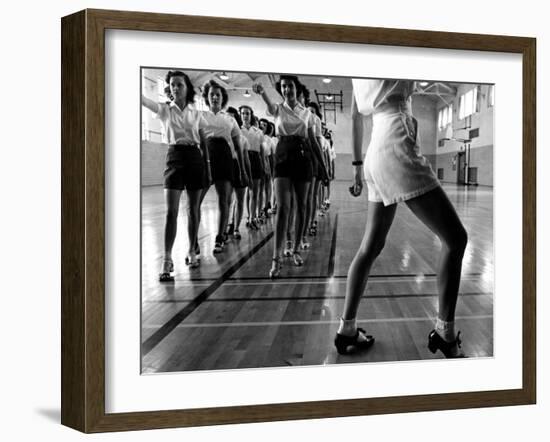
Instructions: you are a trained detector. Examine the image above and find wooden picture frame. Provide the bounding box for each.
[61,8,536,433]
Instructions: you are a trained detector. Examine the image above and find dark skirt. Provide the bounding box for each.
[274,136,313,182]
[164,144,206,191]
[248,150,263,180]
[206,137,234,182]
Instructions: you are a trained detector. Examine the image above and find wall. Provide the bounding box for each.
[3,1,547,442]
[435,83,495,186]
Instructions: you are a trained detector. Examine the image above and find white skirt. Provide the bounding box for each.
[364,105,440,206]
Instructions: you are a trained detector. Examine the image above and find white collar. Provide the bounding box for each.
[169,101,190,112]
[283,101,305,113]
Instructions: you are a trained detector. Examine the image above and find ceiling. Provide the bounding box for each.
[143,68,460,106]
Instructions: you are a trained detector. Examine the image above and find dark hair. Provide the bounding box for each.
[268,121,276,137]
[299,84,310,103]
[251,116,259,127]
[239,105,255,120]
[202,79,229,108]
[259,118,270,133]
[307,102,322,119]
[226,106,242,128]
[165,70,196,103]
[275,75,301,97]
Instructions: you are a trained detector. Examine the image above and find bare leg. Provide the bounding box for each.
[214,180,233,238]
[273,177,292,259]
[292,180,310,252]
[266,176,272,212]
[233,187,246,232]
[305,177,316,236]
[185,189,203,257]
[250,178,260,226]
[163,189,183,261]
[405,186,468,323]
[286,191,295,242]
[342,201,397,320]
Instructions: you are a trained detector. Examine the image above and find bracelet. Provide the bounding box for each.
[352,160,363,166]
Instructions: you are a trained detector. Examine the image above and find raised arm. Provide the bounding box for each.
[141,93,160,114]
[252,83,278,116]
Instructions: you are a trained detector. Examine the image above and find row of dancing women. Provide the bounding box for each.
[141,70,334,282]
[142,70,469,358]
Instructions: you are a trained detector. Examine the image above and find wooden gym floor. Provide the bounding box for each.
[141,182,493,373]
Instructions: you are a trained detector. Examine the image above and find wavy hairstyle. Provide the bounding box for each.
[307,102,322,119]
[226,106,243,128]
[165,70,196,103]
[202,79,229,108]
[275,75,302,98]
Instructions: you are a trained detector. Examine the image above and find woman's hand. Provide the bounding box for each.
[349,165,363,197]
[252,83,264,95]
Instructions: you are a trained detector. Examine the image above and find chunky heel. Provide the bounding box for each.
[269,257,282,279]
[427,330,465,358]
[334,327,374,355]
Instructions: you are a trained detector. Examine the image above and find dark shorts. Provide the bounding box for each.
[232,159,247,188]
[207,137,234,182]
[268,154,274,176]
[248,150,263,180]
[164,144,206,191]
[274,136,313,182]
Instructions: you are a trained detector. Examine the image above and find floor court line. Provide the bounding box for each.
[153,272,486,287]
[141,231,274,356]
[144,314,493,329]
[144,291,492,303]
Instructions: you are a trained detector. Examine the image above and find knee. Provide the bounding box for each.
[165,206,178,221]
[451,226,468,254]
[358,238,386,261]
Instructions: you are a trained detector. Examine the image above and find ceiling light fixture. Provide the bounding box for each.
[219,72,229,81]
[323,78,332,84]
[243,90,251,98]
[419,81,429,87]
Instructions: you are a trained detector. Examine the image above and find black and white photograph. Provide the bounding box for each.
[140,68,494,373]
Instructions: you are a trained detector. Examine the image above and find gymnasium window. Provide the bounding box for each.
[157,77,168,102]
[194,96,209,112]
[488,85,495,107]
[437,104,453,130]
[458,86,480,120]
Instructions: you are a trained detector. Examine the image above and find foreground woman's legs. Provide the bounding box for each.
[405,186,468,346]
[342,201,398,320]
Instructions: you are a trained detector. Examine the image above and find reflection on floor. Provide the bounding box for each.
[141,182,493,373]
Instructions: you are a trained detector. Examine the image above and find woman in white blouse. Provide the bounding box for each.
[141,70,210,278]
[253,75,328,278]
[201,80,247,253]
[335,79,468,358]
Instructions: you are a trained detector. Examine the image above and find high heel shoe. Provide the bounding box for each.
[269,257,282,279]
[428,330,466,358]
[292,251,304,266]
[213,235,224,254]
[158,259,175,282]
[283,241,293,257]
[334,327,375,355]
